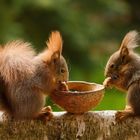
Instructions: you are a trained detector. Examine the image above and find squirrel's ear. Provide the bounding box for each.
[46,31,63,54]
[50,51,60,64]
[119,30,139,62]
[0,46,3,51]
[38,31,62,64]
[120,46,129,58]
[119,30,139,51]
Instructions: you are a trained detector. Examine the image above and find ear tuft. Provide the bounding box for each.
[120,30,139,50]
[46,31,63,53]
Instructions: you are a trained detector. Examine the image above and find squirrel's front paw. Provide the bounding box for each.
[57,81,69,91]
[103,77,112,87]
[115,111,133,122]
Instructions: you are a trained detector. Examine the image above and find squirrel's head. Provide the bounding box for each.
[45,31,69,85]
[104,30,140,91]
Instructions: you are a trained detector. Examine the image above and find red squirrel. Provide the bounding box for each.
[0,31,69,121]
[103,30,140,121]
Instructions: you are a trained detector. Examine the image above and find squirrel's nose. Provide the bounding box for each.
[112,74,119,80]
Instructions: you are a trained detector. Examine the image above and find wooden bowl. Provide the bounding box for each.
[50,81,104,114]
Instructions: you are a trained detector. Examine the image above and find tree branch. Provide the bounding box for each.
[0,111,140,140]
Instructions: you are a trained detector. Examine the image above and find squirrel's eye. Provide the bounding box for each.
[110,64,115,68]
[61,69,65,73]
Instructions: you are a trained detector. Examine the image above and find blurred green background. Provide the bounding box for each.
[0,0,140,111]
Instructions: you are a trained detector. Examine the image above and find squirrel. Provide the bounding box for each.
[103,30,140,121]
[0,31,69,121]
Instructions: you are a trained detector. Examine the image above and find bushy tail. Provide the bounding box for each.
[0,40,36,83]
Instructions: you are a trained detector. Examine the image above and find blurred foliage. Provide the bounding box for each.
[0,0,140,111]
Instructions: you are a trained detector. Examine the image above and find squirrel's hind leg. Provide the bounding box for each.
[35,106,53,123]
[115,105,134,122]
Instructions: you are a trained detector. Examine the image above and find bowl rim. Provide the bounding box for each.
[55,81,104,95]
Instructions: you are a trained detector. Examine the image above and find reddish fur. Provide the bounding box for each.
[47,31,62,53]
[0,31,69,120]
[37,31,62,63]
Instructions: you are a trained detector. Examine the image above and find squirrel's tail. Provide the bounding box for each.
[0,40,36,83]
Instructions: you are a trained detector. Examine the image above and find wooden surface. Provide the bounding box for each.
[0,111,140,140]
